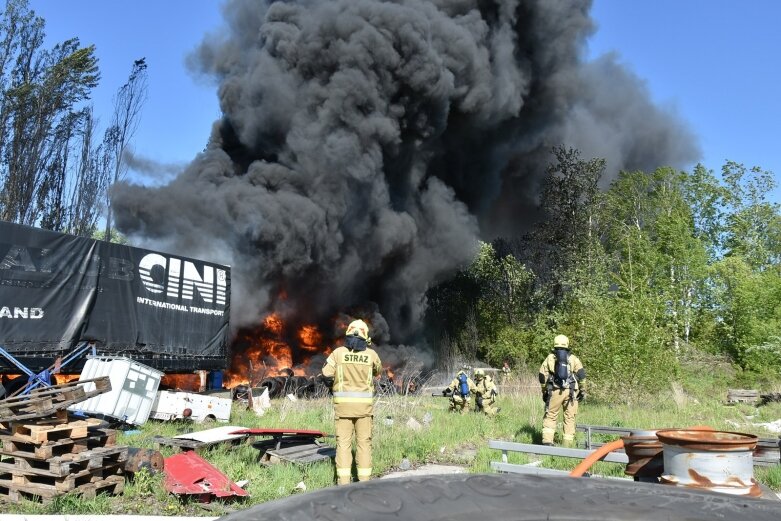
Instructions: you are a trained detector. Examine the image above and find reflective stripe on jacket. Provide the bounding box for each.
[322,345,382,417]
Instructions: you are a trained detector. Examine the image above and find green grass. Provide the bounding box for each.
[2,385,781,514]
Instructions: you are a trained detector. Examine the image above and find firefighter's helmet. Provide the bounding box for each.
[473,368,485,380]
[345,319,370,341]
[553,334,570,349]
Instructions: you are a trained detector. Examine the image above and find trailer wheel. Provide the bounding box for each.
[217,474,781,521]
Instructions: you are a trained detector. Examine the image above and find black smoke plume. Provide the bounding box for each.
[112,0,699,344]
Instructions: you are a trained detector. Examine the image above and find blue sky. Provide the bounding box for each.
[588,0,781,200]
[30,0,781,199]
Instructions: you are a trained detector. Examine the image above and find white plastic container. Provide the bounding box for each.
[150,390,232,423]
[69,355,163,425]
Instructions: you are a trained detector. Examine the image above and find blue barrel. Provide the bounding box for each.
[207,370,224,390]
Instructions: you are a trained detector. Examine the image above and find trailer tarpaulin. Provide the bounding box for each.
[0,221,230,371]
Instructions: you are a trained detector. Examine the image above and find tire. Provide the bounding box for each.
[218,473,781,521]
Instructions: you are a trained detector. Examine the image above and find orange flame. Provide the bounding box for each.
[52,374,80,385]
[223,313,331,388]
[161,373,202,392]
[299,325,322,352]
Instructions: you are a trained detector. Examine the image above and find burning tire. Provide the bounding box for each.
[258,377,283,397]
[218,473,781,521]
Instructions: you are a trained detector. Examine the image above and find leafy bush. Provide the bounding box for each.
[742,336,781,375]
[482,317,553,369]
[574,294,678,402]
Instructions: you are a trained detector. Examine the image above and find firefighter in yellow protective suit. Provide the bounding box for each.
[322,319,382,485]
[539,334,586,446]
[473,369,500,415]
[501,361,511,384]
[444,367,476,414]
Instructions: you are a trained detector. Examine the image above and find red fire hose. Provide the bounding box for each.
[568,425,715,477]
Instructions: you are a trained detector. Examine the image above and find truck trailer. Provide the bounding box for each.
[0,221,231,376]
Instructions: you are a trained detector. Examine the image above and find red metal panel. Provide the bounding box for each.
[164,451,248,501]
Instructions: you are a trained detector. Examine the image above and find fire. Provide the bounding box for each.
[161,373,201,392]
[223,313,332,388]
[264,314,283,335]
[52,374,80,385]
[299,325,322,352]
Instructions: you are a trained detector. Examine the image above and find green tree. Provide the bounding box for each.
[681,163,725,259]
[0,0,100,233]
[469,241,535,327]
[711,257,781,366]
[532,146,605,302]
[601,168,709,350]
[721,161,779,268]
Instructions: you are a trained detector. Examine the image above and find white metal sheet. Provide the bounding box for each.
[174,425,248,443]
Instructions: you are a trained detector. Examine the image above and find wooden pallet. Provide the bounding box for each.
[9,418,104,444]
[0,473,124,502]
[0,461,123,493]
[0,377,111,423]
[726,389,760,405]
[0,429,117,460]
[0,445,127,477]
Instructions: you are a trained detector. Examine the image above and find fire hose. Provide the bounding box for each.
[568,425,715,477]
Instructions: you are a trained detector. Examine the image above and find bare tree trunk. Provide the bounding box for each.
[104,58,147,242]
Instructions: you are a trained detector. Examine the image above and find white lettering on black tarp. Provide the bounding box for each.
[0,306,44,319]
[136,297,224,317]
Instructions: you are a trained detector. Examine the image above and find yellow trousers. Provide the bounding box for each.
[477,396,499,416]
[542,388,578,445]
[335,416,373,485]
[448,395,470,414]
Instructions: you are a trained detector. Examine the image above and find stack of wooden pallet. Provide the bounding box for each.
[0,377,128,503]
[726,388,760,405]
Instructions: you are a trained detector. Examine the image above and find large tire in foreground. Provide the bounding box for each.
[220,473,781,521]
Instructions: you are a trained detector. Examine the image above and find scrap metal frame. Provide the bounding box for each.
[0,341,96,396]
[575,423,781,467]
[488,439,628,477]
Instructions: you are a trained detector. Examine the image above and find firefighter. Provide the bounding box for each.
[539,334,586,446]
[444,366,476,414]
[322,319,382,485]
[501,361,511,384]
[473,368,500,415]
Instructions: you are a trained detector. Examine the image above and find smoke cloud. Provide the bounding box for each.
[112,0,699,343]
[124,149,186,184]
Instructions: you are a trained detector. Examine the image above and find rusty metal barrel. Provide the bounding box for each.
[622,430,664,482]
[656,429,760,497]
[125,447,165,474]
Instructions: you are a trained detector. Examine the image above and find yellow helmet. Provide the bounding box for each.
[473,368,485,379]
[345,319,370,341]
[553,334,570,349]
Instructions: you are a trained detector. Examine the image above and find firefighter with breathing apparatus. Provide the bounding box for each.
[444,366,477,414]
[322,319,382,485]
[473,368,500,415]
[539,334,586,446]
